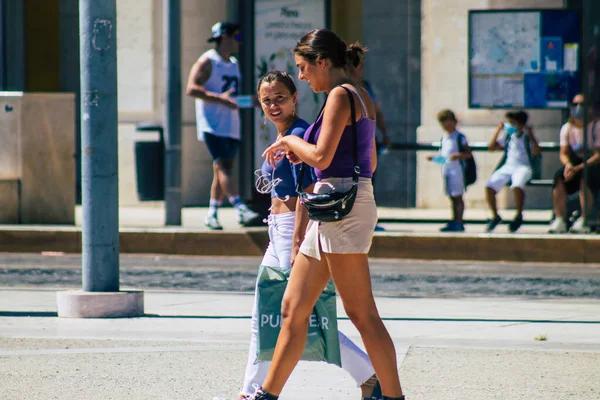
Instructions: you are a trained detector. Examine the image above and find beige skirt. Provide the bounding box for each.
[300,177,377,260]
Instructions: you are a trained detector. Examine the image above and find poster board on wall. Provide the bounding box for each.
[469,9,581,109]
[254,0,327,171]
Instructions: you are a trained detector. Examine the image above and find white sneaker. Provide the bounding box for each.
[569,217,591,234]
[236,205,261,226]
[205,214,223,230]
[548,218,567,233]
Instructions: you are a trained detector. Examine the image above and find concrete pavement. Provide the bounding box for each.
[1,288,600,399]
[2,252,600,297]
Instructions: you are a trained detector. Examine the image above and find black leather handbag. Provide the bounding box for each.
[296,86,360,223]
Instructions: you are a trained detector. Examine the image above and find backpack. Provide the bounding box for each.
[457,133,477,187]
[495,131,541,180]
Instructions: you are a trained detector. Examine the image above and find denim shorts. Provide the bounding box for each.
[204,132,240,162]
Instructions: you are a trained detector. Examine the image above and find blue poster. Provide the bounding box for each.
[524,73,546,108]
[541,37,562,72]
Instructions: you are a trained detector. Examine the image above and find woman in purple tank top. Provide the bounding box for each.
[249,29,405,400]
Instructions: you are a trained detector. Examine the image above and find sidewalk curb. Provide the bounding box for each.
[370,233,600,263]
[0,227,598,263]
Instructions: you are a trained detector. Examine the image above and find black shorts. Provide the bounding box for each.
[204,132,240,163]
[553,163,600,194]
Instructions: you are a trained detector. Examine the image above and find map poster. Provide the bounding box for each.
[470,11,541,76]
[254,0,326,171]
[469,10,581,109]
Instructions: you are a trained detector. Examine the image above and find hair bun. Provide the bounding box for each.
[294,29,366,69]
[346,41,368,67]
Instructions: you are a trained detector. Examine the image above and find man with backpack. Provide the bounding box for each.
[485,110,541,233]
[427,109,475,232]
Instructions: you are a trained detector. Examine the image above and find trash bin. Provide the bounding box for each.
[134,122,164,201]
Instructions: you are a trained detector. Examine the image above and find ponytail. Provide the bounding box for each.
[295,29,368,69]
[346,41,368,68]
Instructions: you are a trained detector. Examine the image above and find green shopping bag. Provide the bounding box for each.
[255,265,341,367]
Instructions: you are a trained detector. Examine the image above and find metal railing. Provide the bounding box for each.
[388,141,561,186]
[378,141,567,225]
[389,141,561,152]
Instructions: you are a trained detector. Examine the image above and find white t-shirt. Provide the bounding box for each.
[440,130,468,173]
[559,121,600,158]
[497,131,535,167]
[194,49,241,141]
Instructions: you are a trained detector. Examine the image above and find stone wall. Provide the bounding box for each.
[0,93,75,224]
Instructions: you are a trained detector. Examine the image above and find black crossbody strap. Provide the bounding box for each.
[340,86,360,183]
[296,85,360,193]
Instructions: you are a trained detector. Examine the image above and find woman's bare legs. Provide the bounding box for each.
[260,252,332,395]
[553,178,568,220]
[579,178,595,218]
[325,252,403,398]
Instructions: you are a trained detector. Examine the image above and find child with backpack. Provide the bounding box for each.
[485,110,541,233]
[427,109,475,232]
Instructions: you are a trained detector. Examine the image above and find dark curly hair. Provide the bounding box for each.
[505,110,528,126]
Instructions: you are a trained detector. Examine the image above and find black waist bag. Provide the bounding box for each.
[297,86,360,223]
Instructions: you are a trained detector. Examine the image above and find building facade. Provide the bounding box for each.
[1,0,596,210]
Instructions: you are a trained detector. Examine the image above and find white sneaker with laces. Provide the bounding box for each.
[548,218,567,233]
[569,217,591,233]
[205,214,223,230]
[237,205,260,225]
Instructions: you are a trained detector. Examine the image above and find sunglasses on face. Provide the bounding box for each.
[572,102,584,106]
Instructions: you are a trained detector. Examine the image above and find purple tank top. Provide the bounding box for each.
[303,90,375,180]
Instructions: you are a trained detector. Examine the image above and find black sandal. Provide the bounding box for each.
[248,387,278,400]
[361,374,382,400]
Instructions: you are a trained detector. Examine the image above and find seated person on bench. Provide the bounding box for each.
[485,110,540,233]
[548,95,600,234]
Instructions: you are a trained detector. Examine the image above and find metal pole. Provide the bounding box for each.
[238,0,255,202]
[0,0,5,90]
[80,0,119,292]
[3,0,25,91]
[59,0,83,205]
[164,0,182,225]
[325,0,332,29]
[581,0,591,226]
